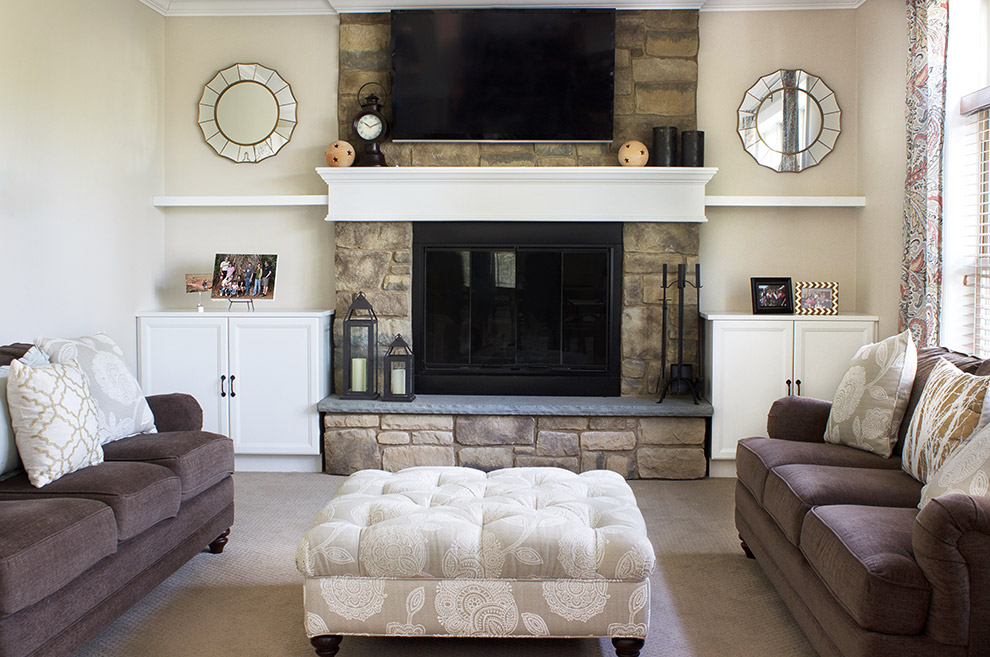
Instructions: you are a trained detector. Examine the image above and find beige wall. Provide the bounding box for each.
[697,9,862,315]
[0,0,165,368]
[159,16,338,311]
[855,0,908,339]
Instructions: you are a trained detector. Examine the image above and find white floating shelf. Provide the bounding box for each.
[153,195,327,207]
[705,195,866,207]
[318,166,718,223]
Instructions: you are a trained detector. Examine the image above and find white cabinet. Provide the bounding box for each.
[137,311,332,472]
[703,313,877,464]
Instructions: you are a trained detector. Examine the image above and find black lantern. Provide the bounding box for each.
[382,334,415,402]
[341,291,378,400]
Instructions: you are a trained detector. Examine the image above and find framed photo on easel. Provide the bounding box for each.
[751,277,793,314]
[212,254,278,304]
[795,281,838,315]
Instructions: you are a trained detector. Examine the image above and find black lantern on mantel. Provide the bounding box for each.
[382,334,415,402]
[341,291,379,400]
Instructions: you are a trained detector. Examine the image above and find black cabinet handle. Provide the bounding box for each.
[796,379,802,396]
[220,375,227,398]
[230,375,236,398]
[786,379,793,395]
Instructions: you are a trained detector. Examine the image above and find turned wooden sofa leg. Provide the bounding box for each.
[612,637,645,657]
[739,535,755,559]
[208,529,230,554]
[311,635,343,656]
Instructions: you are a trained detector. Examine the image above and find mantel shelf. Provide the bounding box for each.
[705,195,866,207]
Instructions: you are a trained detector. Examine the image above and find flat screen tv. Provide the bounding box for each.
[390,9,615,142]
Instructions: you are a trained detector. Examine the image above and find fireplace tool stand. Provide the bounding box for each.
[658,263,703,404]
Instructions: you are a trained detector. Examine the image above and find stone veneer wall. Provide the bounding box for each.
[325,413,706,479]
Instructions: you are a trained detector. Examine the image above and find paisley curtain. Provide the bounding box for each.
[900,0,949,346]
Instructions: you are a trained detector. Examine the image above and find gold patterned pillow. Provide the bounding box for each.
[824,330,917,458]
[5,359,103,487]
[902,358,990,484]
[919,423,990,508]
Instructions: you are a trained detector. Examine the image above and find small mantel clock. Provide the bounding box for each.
[352,82,390,167]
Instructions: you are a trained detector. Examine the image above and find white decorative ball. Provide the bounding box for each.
[325,140,356,167]
[618,140,649,167]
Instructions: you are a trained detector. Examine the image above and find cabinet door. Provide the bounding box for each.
[709,321,793,460]
[137,317,228,436]
[227,317,321,455]
[793,321,876,402]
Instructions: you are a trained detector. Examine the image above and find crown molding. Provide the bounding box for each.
[136,0,870,16]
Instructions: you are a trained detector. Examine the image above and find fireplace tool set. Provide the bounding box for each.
[658,263,703,404]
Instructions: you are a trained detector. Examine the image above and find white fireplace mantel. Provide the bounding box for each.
[317,166,718,223]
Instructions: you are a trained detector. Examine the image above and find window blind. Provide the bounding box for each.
[970,106,990,357]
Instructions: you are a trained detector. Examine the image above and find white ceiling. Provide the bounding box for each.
[138,0,868,16]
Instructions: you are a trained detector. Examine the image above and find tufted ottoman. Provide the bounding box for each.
[296,466,655,657]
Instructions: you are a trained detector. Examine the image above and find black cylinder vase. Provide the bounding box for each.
[680,130,705,167]
[651,126,679,167]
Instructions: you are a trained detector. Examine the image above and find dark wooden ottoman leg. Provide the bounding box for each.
[311,635,342,656]
[740,535,755,559]
[208,529,231,554]
[612,637,645,657]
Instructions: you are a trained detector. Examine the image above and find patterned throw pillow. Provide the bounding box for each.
[35,333,156,444]
[919,422,990,508]
[902,358,990,483]
[0,347,51,476]
[824,330,917,458]
[6,359,104,487]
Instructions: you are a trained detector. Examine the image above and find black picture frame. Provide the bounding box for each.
[751,277,794,314]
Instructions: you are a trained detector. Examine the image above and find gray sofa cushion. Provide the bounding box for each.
[103,431,233,502]
[801,505,930,636]
[737,437,901,506]
[764,464,922,546]
[0,462,180,541]
[0,498,117,617]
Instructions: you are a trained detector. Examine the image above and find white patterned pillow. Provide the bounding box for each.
[824,330,917,458]
[919,422,990,508]
[0,347,51,476]
[35,333,156,444]
[6,359,104,487]
[902,358,990,483]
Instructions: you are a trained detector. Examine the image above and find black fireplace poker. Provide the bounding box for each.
[658,263,703,404]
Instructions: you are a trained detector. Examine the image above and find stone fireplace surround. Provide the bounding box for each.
[319,8,714,479]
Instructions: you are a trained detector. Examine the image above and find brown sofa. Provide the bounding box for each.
[735,345,990,657]
[0,344,234,657]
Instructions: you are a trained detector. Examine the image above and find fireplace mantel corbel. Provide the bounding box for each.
[317,166,717,223]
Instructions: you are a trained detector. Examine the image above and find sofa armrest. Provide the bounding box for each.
[146,394,203,432]
[913,493,990,647]
[765,396,831,442]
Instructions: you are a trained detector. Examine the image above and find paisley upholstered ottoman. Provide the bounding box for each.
[296,466,655,657]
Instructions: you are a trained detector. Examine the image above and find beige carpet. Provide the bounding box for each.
[73,473,815,657]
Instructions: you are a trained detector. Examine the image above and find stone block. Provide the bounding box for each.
[637,446,706,479]
[537,416,588,431]
[339,22,389,53]
[581,451,605,472]
[381,414,454,431]
[412,430,454,445]
[624,223,700,256]
[382,446,455,471]
[336,251,392,292]
[645,10,698,30]
[614,63,633,96]
[325,428,381,474]
[606,454,633,479]
[514,455,579,473]
[383,274,410,291]
[393,250,412,264]
[361,291,409,318]
[378,319,413,346]
[335,222,411,251]
[623,253,661,275]
[457,447,515,472]
[455,416,535,445]
[536,156,579,167]
[622,305,662,359]
[411,143,481,167]
[536,431,579,457]
[589,417,633,430]
[638,417,706,445]
[581,431,637,451]
[324,414,380,429]
[646,30,699,58]
[622,360,647,379]
[390,264,411,275]
[615,16,646,49]
[340,49,389,71]
[623,276,643,307]
[615,48,631,70]
[635,83,696,117]
[535,143,573,157]
[381,142,413,167]
[480,144,536,167]
[622,378,644,397]
[377,431,410,445]
[632,58,697,83]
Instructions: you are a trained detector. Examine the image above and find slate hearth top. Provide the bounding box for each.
[318,394,712,417]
